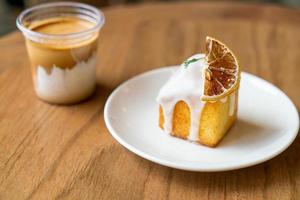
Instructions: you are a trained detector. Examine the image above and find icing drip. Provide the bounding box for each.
[160,99,176,133]
[229,92,236,116]
[186,98,205,141]
[157,54,206,141]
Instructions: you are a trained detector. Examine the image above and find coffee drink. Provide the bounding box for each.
[17,2,105,104]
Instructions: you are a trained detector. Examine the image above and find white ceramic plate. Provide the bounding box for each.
[104,67,299,171]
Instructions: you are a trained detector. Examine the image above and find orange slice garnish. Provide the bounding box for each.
[202,36,241,101]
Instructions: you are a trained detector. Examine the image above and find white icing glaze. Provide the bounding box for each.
[157,54,206,141]
[34,53,96,104]
[229,92,236,116]
[187,98,205,141]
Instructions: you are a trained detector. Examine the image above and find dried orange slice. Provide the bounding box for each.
[202,36,241,101]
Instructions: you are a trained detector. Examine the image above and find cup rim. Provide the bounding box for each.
[16,2,105,40]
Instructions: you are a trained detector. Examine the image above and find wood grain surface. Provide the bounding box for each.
[0,2,300,199]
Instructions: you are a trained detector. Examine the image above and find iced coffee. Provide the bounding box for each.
[17,2,105,104]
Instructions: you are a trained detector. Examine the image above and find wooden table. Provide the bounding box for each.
[0,2,300,199]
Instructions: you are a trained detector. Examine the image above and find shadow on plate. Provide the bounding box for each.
[220,118,279,149]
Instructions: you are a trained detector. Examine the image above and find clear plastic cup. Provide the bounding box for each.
[16,2,105,104]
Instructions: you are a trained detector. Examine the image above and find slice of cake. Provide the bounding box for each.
[156,36,241,147]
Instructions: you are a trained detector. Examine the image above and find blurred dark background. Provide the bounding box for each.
[1,0,299,36]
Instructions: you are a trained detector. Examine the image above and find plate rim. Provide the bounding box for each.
[104,66,300,172]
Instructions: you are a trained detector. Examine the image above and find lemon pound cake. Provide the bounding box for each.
[156,36,241,147]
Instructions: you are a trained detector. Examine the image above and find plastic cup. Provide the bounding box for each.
[16,2,105,104]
